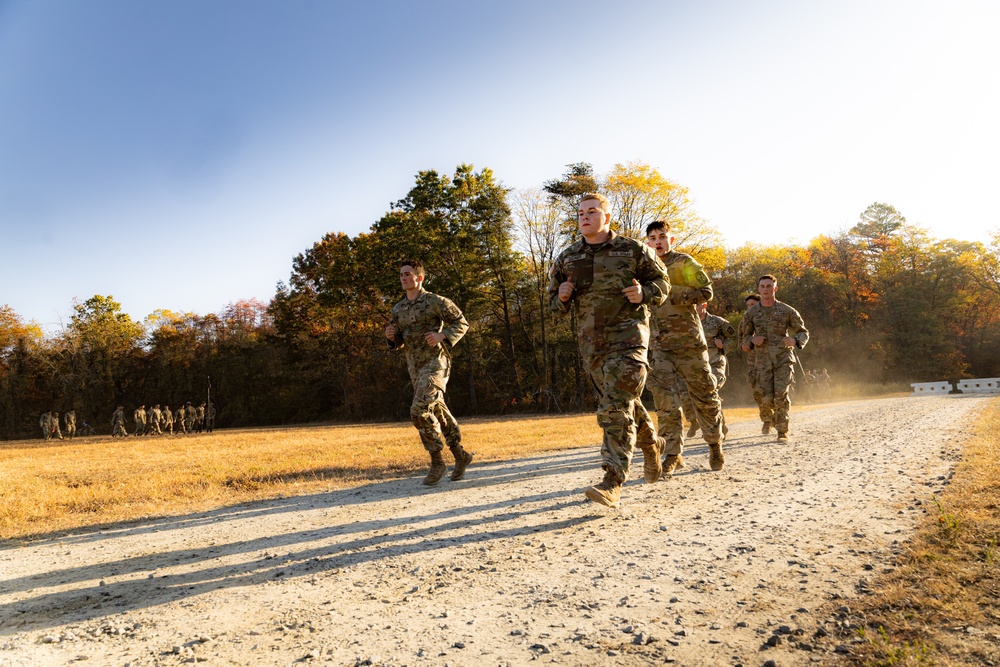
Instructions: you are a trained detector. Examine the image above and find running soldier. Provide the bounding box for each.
[112,405,128,437]
[698,302,737,435]
[385,259,475,486]
[740,275,810,442]
[642,220,725,475]
[549,194,669,508]
[738,294,768,432]
[64,410,76,439]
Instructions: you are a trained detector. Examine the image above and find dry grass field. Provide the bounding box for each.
[2,407,763,541]
[833,398,1000,666]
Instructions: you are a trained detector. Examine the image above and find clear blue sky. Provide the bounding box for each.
[2,0,998,329]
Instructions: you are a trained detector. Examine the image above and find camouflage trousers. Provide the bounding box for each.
[747,364,766,422]
[755,359,794,433]
[645,347,722,456]
[409,362,461,454]
[112,420,128,437]
[587,349,657,482]
[65,423,76,438]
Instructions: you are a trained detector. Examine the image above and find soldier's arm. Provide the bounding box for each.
[669,257,713,305]
[719,318,738,354]
[788,306,809,349]
[386,310,405,350]
[636,247,670,306]
[547,257,572,316]
[437,297,470,347]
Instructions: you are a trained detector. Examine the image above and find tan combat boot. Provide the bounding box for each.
[686,422,699,438]
[449,445,474,481]
[423,450,447,486]
[708,443,725,471]
[776,431,789,443]
[761,420,771,435]
[639,437,663,483]
[662,453,684,477]
[585,469,623,508]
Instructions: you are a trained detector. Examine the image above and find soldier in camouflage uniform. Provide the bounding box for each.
[50,411,64,439]
[148,405,162,435]
[205,402,216,432]
[641,220,725,475]
[163,405,174,435]
[176,405,186,434]
[740,275,809,442]
[385,259,474,486]
[133,405,147,436]
[39,411,52,440]
[738,294,769,432]
[112,405,128,437]
[185,402,197,433]
[196,403,206,433]
[64,410,77,439]
[549,194,670,508]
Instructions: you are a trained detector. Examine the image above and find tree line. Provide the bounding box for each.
[2,161,998,440]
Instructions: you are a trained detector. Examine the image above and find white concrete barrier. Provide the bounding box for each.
[910,381,953,395]
[956,378,1000,393]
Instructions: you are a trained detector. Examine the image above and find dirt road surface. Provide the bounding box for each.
[0,395,988,666]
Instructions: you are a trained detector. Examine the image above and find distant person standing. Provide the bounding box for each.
[196,403,206,433]
[185,402,197,433]
[385,259,474,486]
[205,402,216,433]
[549,194,669,508]
[64,410,77,439]
[741,275,809,442]
[738,294,768,432]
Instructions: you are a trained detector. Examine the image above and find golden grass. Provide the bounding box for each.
[0,405,813,542]
[831,396,1000,666]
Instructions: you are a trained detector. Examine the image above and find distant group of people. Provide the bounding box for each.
[38,410,89,440]
[384,193,813,509]
[112,402,216,437]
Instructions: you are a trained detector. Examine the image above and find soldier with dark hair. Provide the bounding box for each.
[549,194,669,508]
[385,258,474,486]
[112,406,128,437]
[39,411,52,440]
[741,274,809,442]
[642,219,725,475]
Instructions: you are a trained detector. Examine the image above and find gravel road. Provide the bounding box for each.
[0,394,988,667]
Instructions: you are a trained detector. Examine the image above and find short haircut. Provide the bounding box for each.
[745,294,761,303]
[645,220,671,236]
[758,274,777,286]
[400,259,425,276]
[579,192,610,212]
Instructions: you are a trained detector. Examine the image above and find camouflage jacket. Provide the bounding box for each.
[389,288,469,380]
[741,299,809,366]
[650,251,713,352]
[701,312,737,364]
[737,313,756,367]
[548,231,669,361]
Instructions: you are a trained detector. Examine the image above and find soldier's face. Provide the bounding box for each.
[758,279,776,299]
[646,229,674,257]
[577,199,610,238]
[400,266,422,291]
